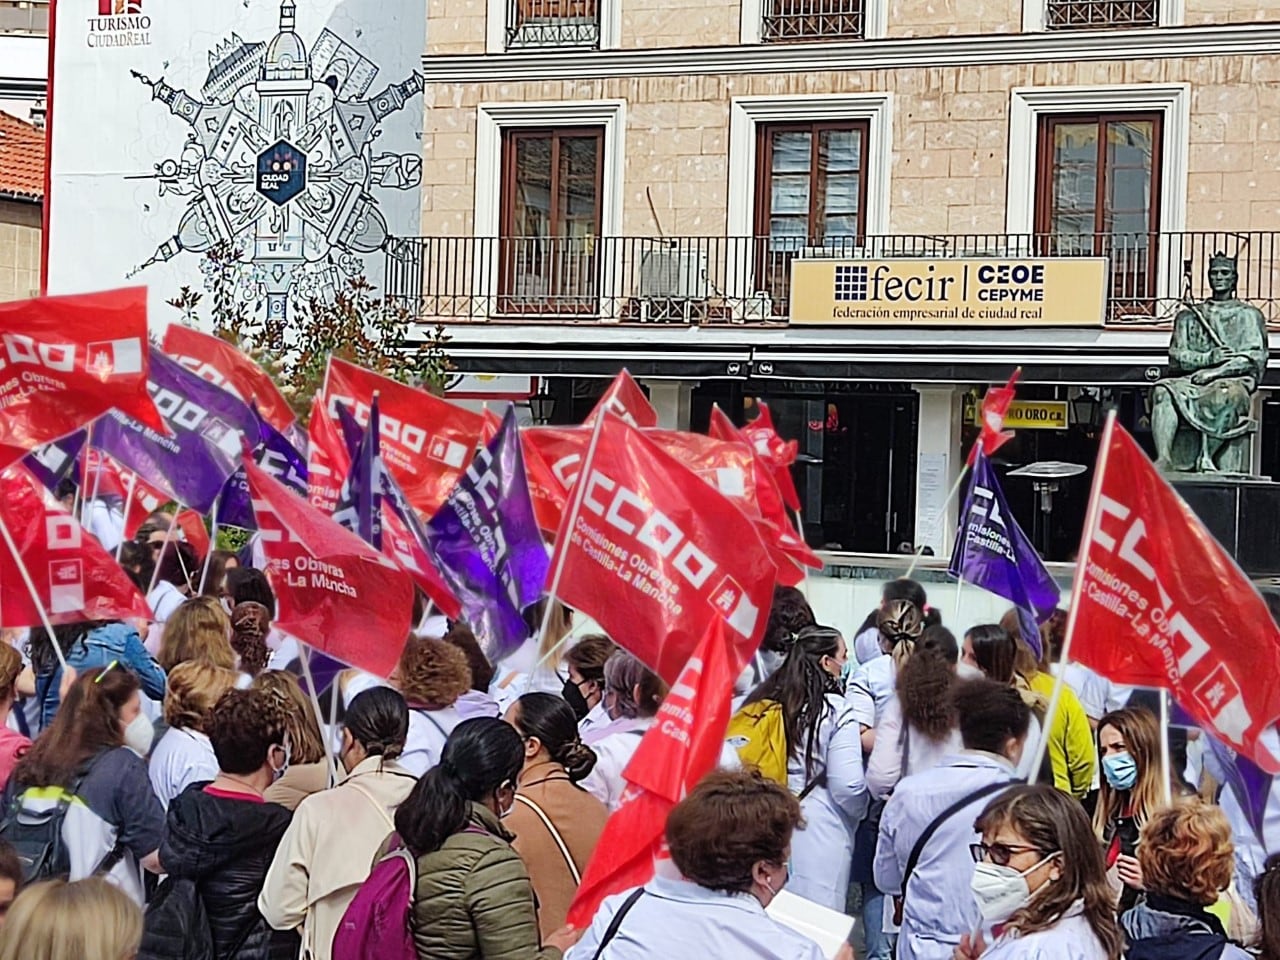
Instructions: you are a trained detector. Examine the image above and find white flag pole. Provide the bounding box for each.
[115,471,138,563]
[1028,411,1116,784]
[146,505,185,596]
[298,644,338,787]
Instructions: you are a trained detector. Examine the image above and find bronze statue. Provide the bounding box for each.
[1152,253,1269,475]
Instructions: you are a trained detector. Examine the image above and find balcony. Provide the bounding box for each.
[505,0,599,49]
[761,0,863,41]
[383,232,1280,327]
[0,1,48,35]
[1045,0,1157,30]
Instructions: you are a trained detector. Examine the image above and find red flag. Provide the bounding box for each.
[0,467,150,627]
[1068,417,1280,773]
[162,325,297,434]
[245,456,415,677]
[322,359,484,517]
[740,402,801,512]
[583,371,659,429]
[523,426,589,535]
[708,405,821,580]
[0,288,164,468]
[967,369,1021,466]
[175,509,210,562]
[548,415,776,685]
[381,504,462,620]
[80,449,127,499]
[567,618,737,925]
[115,461,170,539]
[306,393,351,514]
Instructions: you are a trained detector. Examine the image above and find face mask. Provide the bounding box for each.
[562,677,591,721]
[956,661,985,680]
[270,742,291,781]
[760,863,791,902]
[970,853,1057,923]
[1102,751,1138,791]
[123,713,154,758]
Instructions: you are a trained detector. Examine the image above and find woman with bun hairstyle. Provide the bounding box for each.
[505,693,609,937]
[391,717,577,959]
[259,687,418,960]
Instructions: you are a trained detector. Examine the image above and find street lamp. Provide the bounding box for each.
[529,381,556,425]
[1069,390,1101,429]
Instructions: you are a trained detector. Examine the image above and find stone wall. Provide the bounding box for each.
[0,199,41,302]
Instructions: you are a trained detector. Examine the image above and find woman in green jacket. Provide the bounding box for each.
[394,717,581,960]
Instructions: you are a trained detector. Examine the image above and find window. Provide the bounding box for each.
[754,121,869,309]
[1035,113,1162,314]
[505,0,599,50]
[1045,0,1157,30]
[761,0,864,42]
[499,128,604,315]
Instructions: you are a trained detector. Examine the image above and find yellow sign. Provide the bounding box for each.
[789,257,1109,326]
[968,400,1069,430]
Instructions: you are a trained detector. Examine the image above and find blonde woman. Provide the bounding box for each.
[157,597,236,674]
[0,877,142,960]
[1093,706,1179,913]
[148,661,239,809]
[252,671,330,811]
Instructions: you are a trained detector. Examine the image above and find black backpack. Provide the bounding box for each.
[0,758,123,884]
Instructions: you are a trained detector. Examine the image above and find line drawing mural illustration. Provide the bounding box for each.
[126,0,424,321]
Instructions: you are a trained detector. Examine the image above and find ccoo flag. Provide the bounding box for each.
[426,406,549,660]
[96,351,260,513]
[949,450,1060,658]
[548,414,777,685]
[1068,416,1280,773]
[217,414,310,531]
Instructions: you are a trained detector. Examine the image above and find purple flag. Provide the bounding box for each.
[426,405,548,660]
[333,396,382,547]
[24,429,88,493]
[949,450,1060,658]
[95,351,261,513]
[218,414,310,530]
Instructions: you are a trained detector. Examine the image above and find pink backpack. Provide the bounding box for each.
[332,843,417,960]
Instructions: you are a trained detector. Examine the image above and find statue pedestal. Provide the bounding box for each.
[1169,475,1280,576]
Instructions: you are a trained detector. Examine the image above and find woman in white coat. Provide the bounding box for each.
[737,625,869,911]
[954,785,1123,960]
[566,769,826,960]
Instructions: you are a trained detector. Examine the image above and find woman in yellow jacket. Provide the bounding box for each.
[1001,608,1096,799]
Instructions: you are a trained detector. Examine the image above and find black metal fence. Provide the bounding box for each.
[382,232,1280,326]
[505,0,599,48]
[761,0,864,41]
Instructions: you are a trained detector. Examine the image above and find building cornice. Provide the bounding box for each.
[420,22,1280,82]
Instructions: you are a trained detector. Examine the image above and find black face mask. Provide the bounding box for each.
[562,677,591,721]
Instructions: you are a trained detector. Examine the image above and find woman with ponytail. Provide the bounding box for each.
[394,717,577,959]
[505,693,608,937]
[736,625,867,911]
[259,687,417,960]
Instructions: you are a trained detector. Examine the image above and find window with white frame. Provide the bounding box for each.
[1023,0,1182,30]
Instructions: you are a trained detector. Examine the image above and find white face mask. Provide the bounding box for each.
[123,713,155,758]
[970,853,1057,923]
[956,662,985,680]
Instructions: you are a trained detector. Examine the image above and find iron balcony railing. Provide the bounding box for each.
[382,232,1280,327]
[761,0,863,41]
[1045,0,1157,29]
[505,0,599,49]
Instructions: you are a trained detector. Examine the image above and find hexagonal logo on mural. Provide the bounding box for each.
[256,140,307,206]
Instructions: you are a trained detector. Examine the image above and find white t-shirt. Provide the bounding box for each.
[148,727,219,810]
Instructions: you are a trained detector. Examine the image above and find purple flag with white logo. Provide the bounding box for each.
[426,405,548,660]
[95,351,259,513]
[24,429,88,493]
[948,450,1060,658]
[218,414,310,530]
[333,396,383,548]
[1205,731,1272,842]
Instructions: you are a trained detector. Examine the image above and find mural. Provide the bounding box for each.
[46,0,426,323]
[127,0,423,321]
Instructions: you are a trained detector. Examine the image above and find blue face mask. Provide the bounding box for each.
[839,658,854,682]
[1102,751,1138,791]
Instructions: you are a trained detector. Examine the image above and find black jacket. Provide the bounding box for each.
[150,783,300,960]
[1122,893,1246,960]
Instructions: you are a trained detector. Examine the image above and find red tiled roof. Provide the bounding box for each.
[0,111,45,201]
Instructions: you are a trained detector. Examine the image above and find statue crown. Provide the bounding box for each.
[1209,251,1237,270]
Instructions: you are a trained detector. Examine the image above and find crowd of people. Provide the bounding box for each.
[1,506,1279,960]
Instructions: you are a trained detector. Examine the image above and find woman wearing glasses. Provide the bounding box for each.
[955,785,1123,960]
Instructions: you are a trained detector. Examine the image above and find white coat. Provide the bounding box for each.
[786,694,869,911]
[874,751,1017,960]
[259,756,418,960]
[864,693,963,800]
[845,654,896,729]
[565,875,825,960]
[978,902,1108,960]
[148,727,218,810]
[582,716,742,811]
[343,672,464,777]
